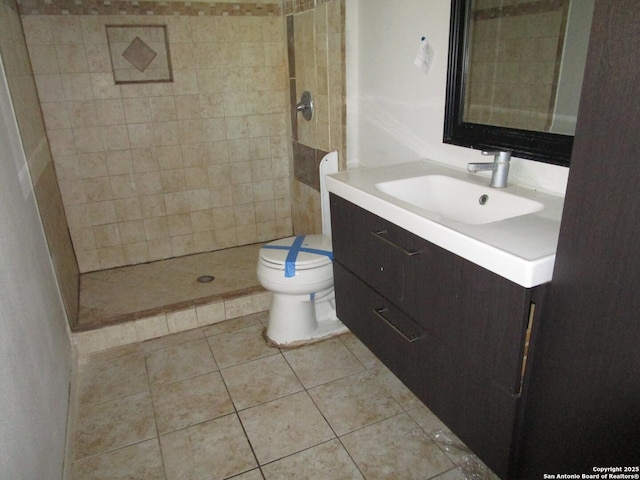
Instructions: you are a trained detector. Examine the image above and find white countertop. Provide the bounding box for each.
[326,160,565,288]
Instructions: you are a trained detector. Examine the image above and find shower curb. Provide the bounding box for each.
[71,290,272,355]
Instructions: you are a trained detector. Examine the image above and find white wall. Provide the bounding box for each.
[0,56,72,479]
[346,0,569,195]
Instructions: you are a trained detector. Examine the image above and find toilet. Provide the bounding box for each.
[257,151,347,346]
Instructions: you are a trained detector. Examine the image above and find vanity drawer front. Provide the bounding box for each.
[330,194,430,308]
[333,262,434,395]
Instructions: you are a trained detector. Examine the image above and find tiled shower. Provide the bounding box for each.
[1,0,345,344]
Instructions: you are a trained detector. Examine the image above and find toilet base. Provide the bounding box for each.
[265,318,348,349]
[264,289,348,348]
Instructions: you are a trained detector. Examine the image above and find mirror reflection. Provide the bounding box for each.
[463,0,594,136]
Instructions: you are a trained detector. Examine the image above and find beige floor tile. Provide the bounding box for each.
[408,404,450,437]
[341,413,455,480]
[140,327,204,353]
[70,438,164,479]
[431,459,499,480]
[74,392,156,459]
[160,414,257,480]
[428,427,496,476]
[282,337,364,388]
[69,313,488,480]
[430,468,472,480]
[80,342,141,363]
[152,371,234,434]
[262,439,364,480]
[221,353,304,410]
[231,469,265,480]
[206,323,278,368]
[309,370,404,435]
[339,332,383,369]
[239,391,335,465]
[146,338,217,387]
[77,351,149,405]
[370,364,423,410]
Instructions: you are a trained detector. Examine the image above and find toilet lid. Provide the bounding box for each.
[260,235,333,274]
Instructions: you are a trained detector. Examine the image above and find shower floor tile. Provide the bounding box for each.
[77,243,264,331]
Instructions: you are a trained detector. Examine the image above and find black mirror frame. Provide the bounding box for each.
[443,0,573,167]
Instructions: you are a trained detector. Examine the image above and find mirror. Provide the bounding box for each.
[444,0,595,166]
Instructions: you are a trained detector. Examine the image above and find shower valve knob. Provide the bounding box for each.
[296,91,314,121]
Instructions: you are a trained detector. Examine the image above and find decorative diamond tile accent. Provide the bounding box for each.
[122,36,157,73]
[106,25,172,84]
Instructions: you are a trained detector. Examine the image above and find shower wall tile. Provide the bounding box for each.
[0,0,80,325]
[23,8,291,272]
[287,0,345,234]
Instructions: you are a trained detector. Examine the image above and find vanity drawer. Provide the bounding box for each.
[330,193,430,311]
[333,262,436,398]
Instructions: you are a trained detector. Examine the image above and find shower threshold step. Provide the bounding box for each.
[72,288,271,355]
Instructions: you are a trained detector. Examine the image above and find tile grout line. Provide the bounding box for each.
[212,351,267,478]
[203,322,267,479]
[143,348,169,480]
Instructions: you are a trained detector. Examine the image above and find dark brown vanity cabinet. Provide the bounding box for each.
[330,194,544,479]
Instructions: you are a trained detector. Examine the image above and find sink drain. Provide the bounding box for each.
[478,194,489,205]
[197,275,215,283]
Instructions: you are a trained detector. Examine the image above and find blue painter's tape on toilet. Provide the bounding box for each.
[262,235,333,277]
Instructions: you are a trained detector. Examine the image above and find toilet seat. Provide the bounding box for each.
[259,234,333,273]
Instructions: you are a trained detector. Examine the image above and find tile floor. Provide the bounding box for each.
[77,244,264,330]
[70,311,497,480]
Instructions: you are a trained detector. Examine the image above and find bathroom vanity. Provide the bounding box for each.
[326,161,564,478]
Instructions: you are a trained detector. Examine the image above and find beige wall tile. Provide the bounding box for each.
[24,11,292,273]
[144,217,170,240]
[98,246,126,269]
[88,200,117,225]
[171,233,196,256]
[123,241,150,264]
[147,237,172,261]
[119,220,146,244]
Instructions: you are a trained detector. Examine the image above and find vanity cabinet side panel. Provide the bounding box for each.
[517,1,640,475]
[410,254,534,394]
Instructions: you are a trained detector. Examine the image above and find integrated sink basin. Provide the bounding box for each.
[375,174,544,225]
[326,160,565,287]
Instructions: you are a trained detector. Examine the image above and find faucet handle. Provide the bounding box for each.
[481,150,511,163]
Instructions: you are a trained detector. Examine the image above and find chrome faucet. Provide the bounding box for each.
[467,150,511,188]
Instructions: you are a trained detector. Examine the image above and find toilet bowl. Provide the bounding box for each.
[256,151,347,346]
